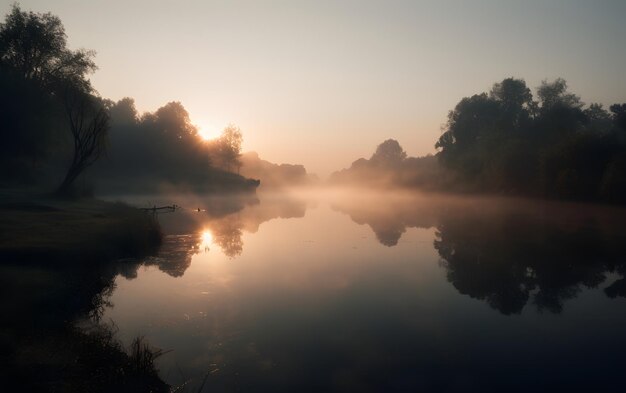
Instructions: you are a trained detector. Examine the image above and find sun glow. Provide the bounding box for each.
[201,230,213,246]
[197,123,221,141]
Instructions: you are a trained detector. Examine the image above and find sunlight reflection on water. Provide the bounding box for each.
[103,191,626,392]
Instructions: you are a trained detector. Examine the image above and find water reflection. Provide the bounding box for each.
[0,192,311,390]
[331,192,441,246]
[206,215,244,258]
[333,193,626,314]
[139,194,308,277]
[8,191,626,390]
[144,234,200,277]
[146,192,626,314]
[99,192,626,391]
[0,256,168,391]
[435,200,626,314]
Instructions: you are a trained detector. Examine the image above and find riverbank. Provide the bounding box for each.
[0,190,170,392]
[0,191,162,264]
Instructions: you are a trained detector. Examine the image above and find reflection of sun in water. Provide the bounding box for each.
[200,230,213,250]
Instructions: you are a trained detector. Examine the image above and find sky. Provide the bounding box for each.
[2,0,625,176]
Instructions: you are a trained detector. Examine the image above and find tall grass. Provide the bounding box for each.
[128,335,170,376]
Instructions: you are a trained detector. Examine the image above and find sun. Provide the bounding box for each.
[197,123,220,141]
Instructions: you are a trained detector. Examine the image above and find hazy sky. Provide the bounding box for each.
[3,1,625,176]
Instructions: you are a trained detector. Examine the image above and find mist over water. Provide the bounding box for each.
[2,3,626,391]
[99,189,626,392]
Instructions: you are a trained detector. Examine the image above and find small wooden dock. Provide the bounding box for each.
[140,205,179,214]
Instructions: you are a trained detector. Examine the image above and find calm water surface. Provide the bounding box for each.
[103,192,626,392]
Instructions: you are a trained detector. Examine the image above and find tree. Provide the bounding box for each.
[0,4,96,88]
[537,78,582,110]
[437,94,501,149]
[535,79,586,142]
[489,77,536,126]
[216,125,243,173]
[108,97,139,126]
[0,4,104,192]
[610,103,626,132]
[490,78,533,111]
[152,101,198,140]
[370,139,407,167]
[57,86,109,195]
[435,92,501,178]
[584,103,612,132]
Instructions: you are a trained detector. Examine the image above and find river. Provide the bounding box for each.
[98,190,626,391]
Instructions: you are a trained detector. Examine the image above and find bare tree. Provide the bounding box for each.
[57,86,109,195]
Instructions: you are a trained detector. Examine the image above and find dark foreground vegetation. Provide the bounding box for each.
[0,193,162,263]
[0,191,170,391]
[331,78,626,204]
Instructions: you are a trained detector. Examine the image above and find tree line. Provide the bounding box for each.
[0,5,249,196]
[92,98,251,193]
[437,77,626,202]
[5,4,626,203]
[331,78,626,203]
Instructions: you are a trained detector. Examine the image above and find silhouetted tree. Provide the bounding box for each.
[489,77,536,125]
[611,103,626,132]
[108,97,139,126]
[214,124,243,173]
[152,101,199,140]
[239,151,313,189]
[433,77,626,202]
[0,4,96,87]
[370,139,407,167]
[89,98,257,193]
[57,86,109,194]
[537,78,582,111]
[0,4,104,191]
[329,140,444,189]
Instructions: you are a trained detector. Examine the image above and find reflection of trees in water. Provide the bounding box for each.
[204,196,305,258]
[335,194,626,314]
[331,195,440,246]
[144,234,200,277]
[605,277,626,298]
[147,195,307,271]
[210,218,244,258]
[435,204,626,314]
[0,254,168,391]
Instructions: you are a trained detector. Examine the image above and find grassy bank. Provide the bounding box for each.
[0,191,162,264]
